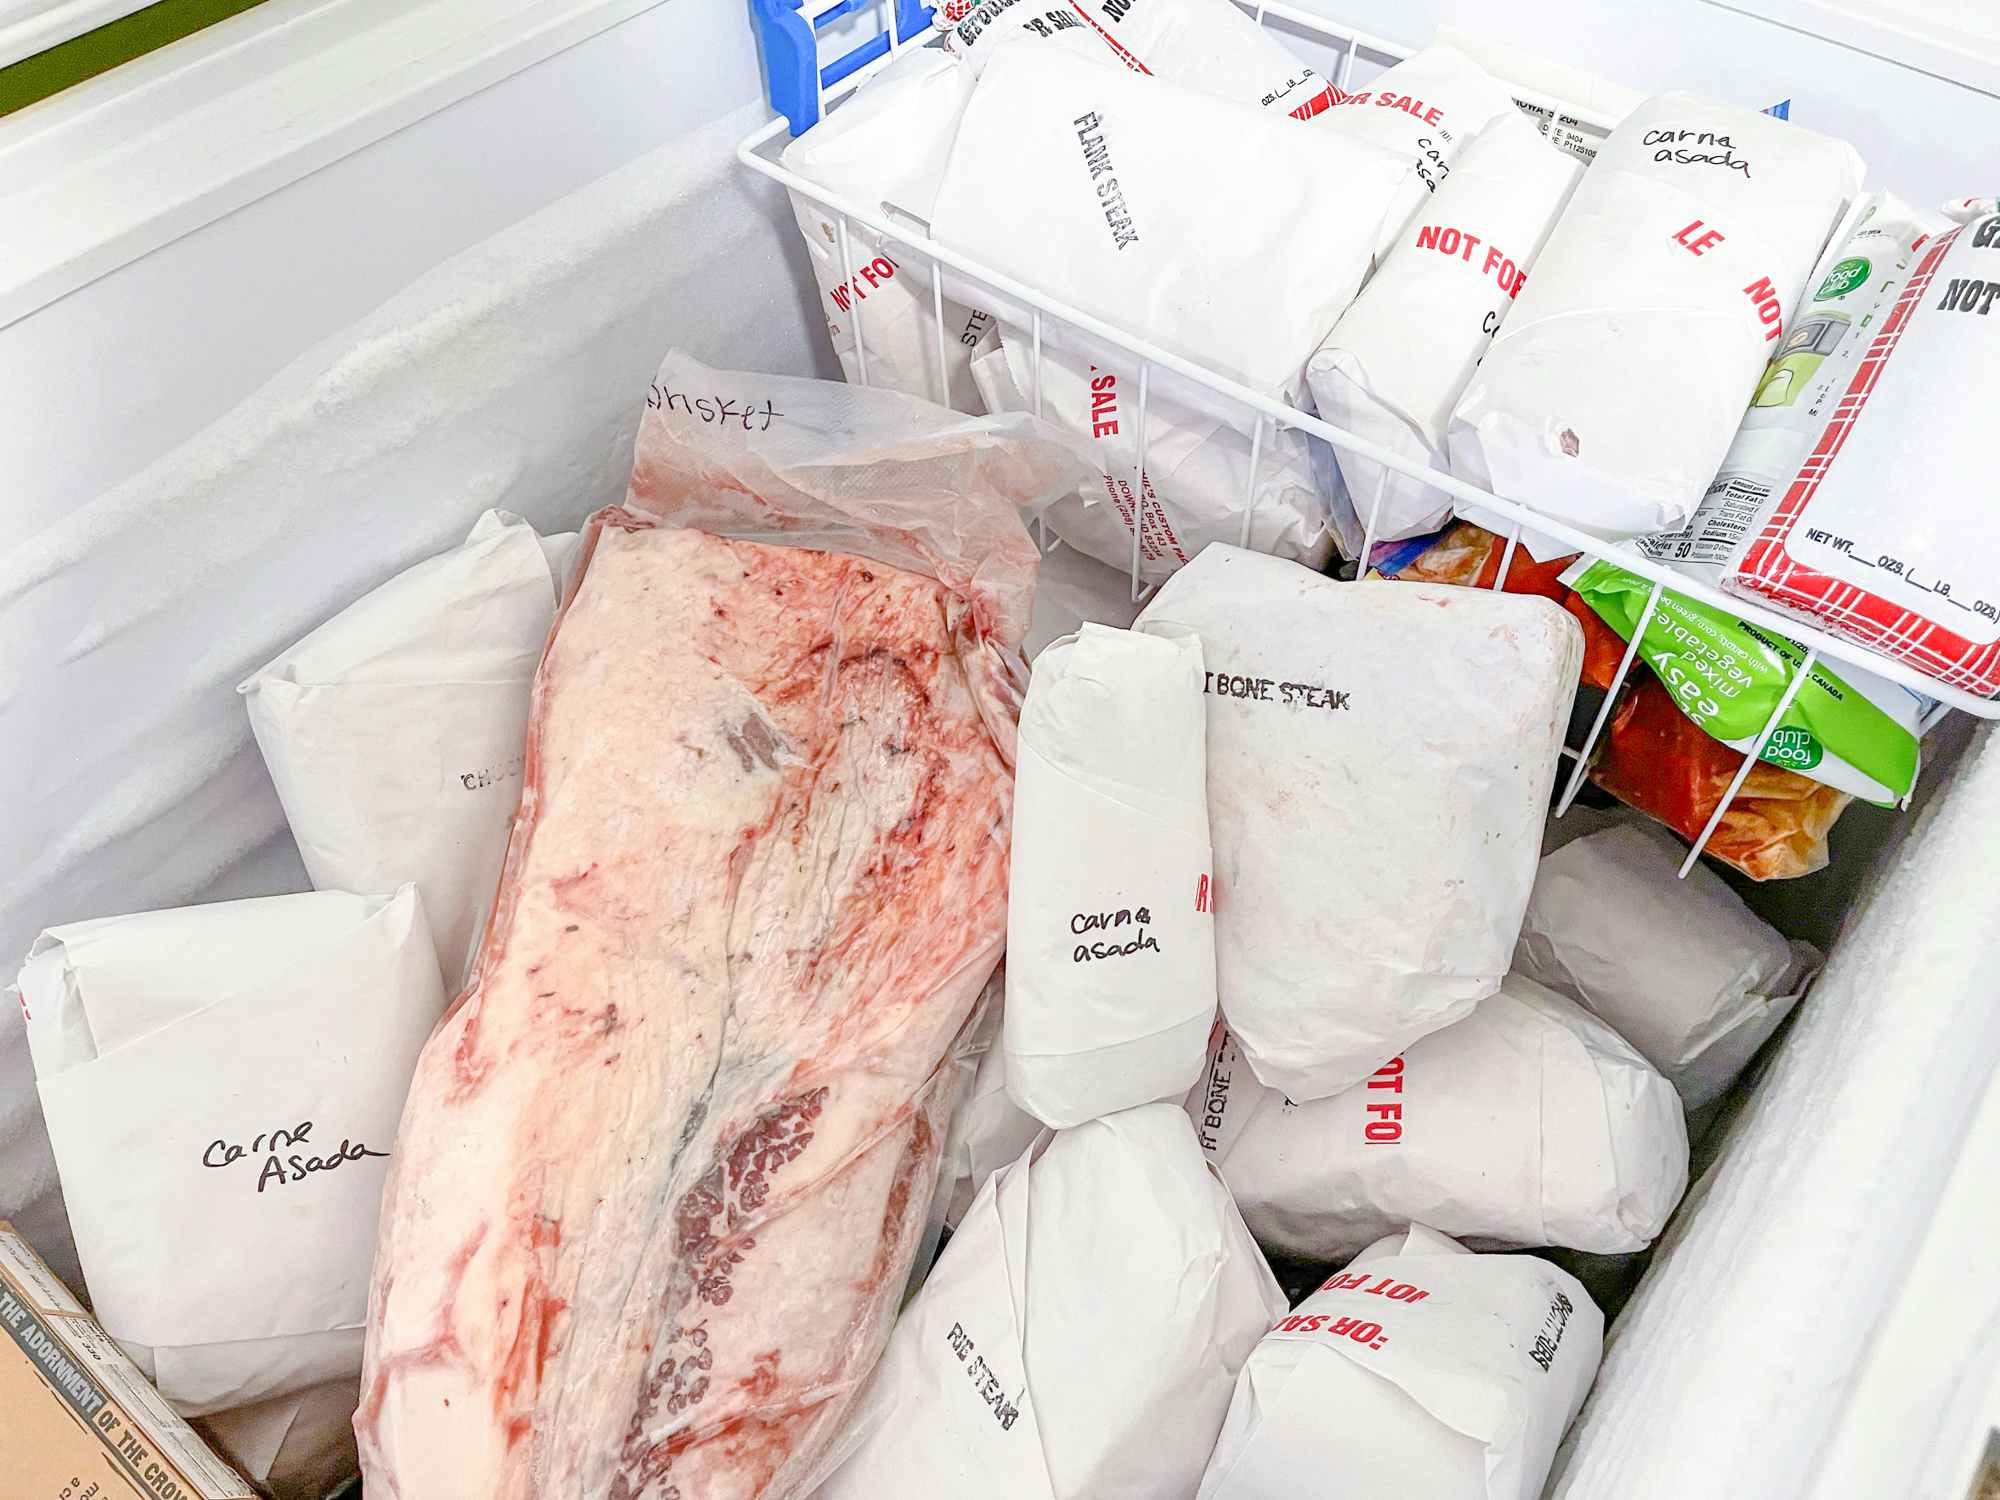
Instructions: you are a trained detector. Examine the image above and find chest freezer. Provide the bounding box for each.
[4,0,2000,1496]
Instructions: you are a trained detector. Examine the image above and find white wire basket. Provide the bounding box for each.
[737,0,1985,875]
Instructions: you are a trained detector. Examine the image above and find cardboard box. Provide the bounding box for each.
[0,1221,254,1500]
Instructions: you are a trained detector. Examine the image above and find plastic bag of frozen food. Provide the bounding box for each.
[780,45,993,410]
[1563,558,1928,809]
[1198,1225,1602,1500]
[1310,112,1582,545]
[1451,94,1864,546]
[933,46,1406,399]
[1637,194,1935,585]
[816,1104,1285,1500]
[1726,212,2000,694]
[972,338,1332,582]
[13,888,445,1416]
[1137,546,1579,1101]
[1007,625,1216,1127]
[240,509,571,989]
[937,0,1337,120]
[1191,975,1688,1258]
[1515,824,1821,1108]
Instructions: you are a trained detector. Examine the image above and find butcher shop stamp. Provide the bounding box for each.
[944,1321,1022,1431]
[1072,112,1140,250]
[1202,671,1351,710]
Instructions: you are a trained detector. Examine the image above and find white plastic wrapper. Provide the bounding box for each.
[1516,824,1819,1109]
[1007,625,1215,1127]
[938,1023,1043,1229]
[817,1104,1285,1500]
[780,45,995,410]
[1451,94,1864,549]
[1322,44,1524,252]
[1198,1225,1603,1500]
[12,888,445,1415]
[972,336,1332,581]
[1136,546,1580,1100]
[936,0,1337,120]
[933,44,1406,397]
[240,510,569,989]
[1191,975,1689,1257]
[1310,113,1582,545]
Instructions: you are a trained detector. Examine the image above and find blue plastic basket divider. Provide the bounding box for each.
[752,0,935,134]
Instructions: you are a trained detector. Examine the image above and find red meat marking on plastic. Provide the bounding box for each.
[738,1350,782,1403]
[860,1113,933,1296]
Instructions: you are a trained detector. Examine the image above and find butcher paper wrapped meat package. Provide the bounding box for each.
[1515,824,1820,1108]
[1007,624,1216,1127]
[240,509,573,990]
[1191,975,1689,1258]
[932,45,1407,397]
[356,353,1095,1499]
[1136,546,1580,1100]
[937,0,1337,121]
[1451,94,1863,546]
[1310,111,1583,547]
[1726,212,2000,694]
[779,45,990,410]
[1198,1226,1603,1500]
[816,1104,1285,1500]
[11,888,445,1418]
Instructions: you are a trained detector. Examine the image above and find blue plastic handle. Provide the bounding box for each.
[752,0,936,134]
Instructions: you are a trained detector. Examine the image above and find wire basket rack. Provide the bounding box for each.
[737,0,1982,875]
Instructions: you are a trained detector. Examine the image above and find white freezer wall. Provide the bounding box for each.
[1291,0,1997,208]
[0,0,834,557]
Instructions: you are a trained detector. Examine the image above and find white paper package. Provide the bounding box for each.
[1136,547,1580,1100]
[1724,211,2000,695]
[1198,1225,1603,1500]
[1636,193,1934,585]
[1322,45,1525,253]
[972,336,1332,581]
[932,44,1407,398]
[936,0,1336,120]
[1515,824,1821,1108]
[1450,93,1864,548]
[779,44,994,410]
[817,1103,1285,1500]
[10,888,446,1417]
[1191,974,1689,1258]
[1007,625,1216,1126]
[1310,111,1583,545]
[239,509,572,989]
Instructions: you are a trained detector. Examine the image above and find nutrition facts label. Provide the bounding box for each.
[1639,476,1771,572]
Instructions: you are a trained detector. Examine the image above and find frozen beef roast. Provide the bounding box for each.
[355,511,1015,1500]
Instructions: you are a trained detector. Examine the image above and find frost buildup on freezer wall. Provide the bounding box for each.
[1192,976,1689,1257]
[1006,624,1216,1127]
[356,352,1096,1500]
[1137,545,1579,1100]
[1310,110,1583,550]
[240,509,574,991]
[816,1105,1285,1500]
[1450,94,1864,549]
[1197,1225,1602,1500]
[1725,212,2000,694]
[11,889,445,1422]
